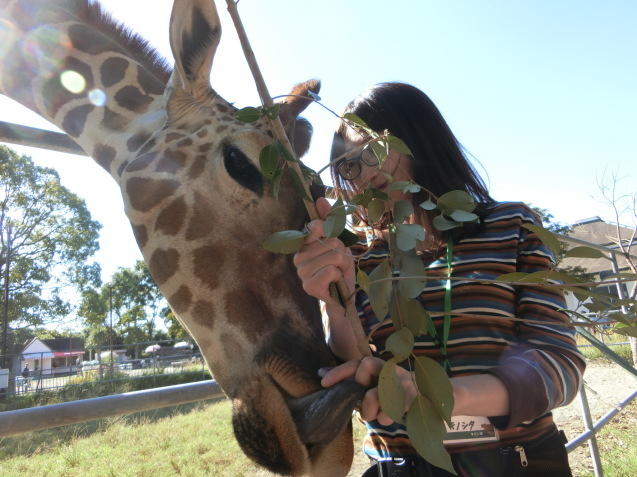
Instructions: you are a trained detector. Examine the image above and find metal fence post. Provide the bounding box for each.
[578,385,604,477]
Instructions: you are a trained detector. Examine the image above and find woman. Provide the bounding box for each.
[293,83,585,476]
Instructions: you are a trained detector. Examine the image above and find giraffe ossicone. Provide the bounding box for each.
[0,0,365,475]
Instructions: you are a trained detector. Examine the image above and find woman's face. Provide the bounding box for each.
[342,137,414,203]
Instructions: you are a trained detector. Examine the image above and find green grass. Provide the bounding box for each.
[0,398,368,477]
[577,401,637,477]
[576,331,633,363]
[0,398,263,476]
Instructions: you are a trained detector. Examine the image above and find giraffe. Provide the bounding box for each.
[0,0,365,475]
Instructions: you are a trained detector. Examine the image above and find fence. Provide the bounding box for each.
[1,339,207,397]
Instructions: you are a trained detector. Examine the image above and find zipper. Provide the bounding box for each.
[514,445,528,467]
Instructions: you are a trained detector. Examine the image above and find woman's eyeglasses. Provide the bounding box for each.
[336,145,380,181]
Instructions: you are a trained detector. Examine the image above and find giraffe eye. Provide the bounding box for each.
[223,146,264,196]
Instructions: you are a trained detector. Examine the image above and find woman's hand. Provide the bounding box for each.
[320,357,418,426]
[293,197,356,307]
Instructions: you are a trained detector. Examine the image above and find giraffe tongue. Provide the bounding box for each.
[288,380,366,446]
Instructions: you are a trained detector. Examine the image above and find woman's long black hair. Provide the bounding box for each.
[330,82,494,242]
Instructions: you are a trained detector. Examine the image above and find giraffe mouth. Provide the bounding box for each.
[287,380,366,445]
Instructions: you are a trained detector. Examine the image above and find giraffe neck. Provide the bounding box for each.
[0,0,170,182]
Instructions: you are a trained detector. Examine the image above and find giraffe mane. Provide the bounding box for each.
[81,0,172,85]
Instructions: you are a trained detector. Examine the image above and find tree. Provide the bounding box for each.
[78,260,183,353]
[596,170,637,365]
[1,146,101,358]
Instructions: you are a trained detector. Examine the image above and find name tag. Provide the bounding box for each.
[443,415,499,445]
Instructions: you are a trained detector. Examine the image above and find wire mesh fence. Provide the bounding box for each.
[0,339,207,398]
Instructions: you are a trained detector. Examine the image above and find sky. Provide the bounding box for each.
[1,0,636,283]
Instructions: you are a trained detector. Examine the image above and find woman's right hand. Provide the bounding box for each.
[293,197,356,307]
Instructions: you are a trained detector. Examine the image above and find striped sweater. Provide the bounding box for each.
[345,201,586,459]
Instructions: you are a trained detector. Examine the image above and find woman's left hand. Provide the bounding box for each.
[319,357,418,426]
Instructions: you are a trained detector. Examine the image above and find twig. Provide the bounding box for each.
[224,0,371,358]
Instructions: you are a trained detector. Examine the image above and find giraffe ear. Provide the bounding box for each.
[168,0,221,96]
[277,80,321,157]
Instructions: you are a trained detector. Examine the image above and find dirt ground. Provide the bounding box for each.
[347,361,637,476]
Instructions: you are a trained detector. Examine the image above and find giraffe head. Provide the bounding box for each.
[0,0,365,474]
[118,1,365,475]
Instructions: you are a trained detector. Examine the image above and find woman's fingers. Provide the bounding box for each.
[293,199,355,304]
[315,196,332,219]
[321,357,418,426]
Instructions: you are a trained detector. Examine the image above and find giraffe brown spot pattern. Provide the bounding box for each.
[115,85,154,113]
[185,194,213,240]
[190,299,216,328]
[63,104,94,138]
[169,285,193,314]
[148,247,180,285]
[132,224,148,249]
[101,106,130,132]
[126,177,179,212]
[193,244,224,291]
[100,57,129,88]
[127,131,152,152]
[156,149,188,175]
[155,196,186,235]
[93,143,117,171]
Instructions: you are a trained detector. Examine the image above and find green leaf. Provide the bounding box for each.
[419,199,437,211]
[389,180,412,191]
[390,294,428,336]
[449,210,478,223]
[261,103,281,120]
[563,246,607,259]
[413,356,454,424]
[343,112,371,130]
[602,272,637,281]
[518,270,582,285]
[369,140,388,164]
[406,395,456,475]
[432,214,461,231]
[386,135,413,155]
[404,183,422,194]
[287,168,311,201]
[357,268,371,294]
[386,328,415,362]
[276,140,299,163]
[259,144,280,179]
[395,224,425,251]
[269,168,283,199]
[233,106,262,123]
[324,199,346,238]
[398,249,427,299]
[369,260,393,321]
[367,198,386,223]
[613,323,637,338]
[494,272,529,283]
[522,223,561,256]
[378,359,406,423]
[263,230,306,254]
[436,190,476,214]
[338,228,359,247]
[393,200,414,223]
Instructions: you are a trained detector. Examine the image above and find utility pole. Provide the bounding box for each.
[109,284,114,374]
[1,224,12,369]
